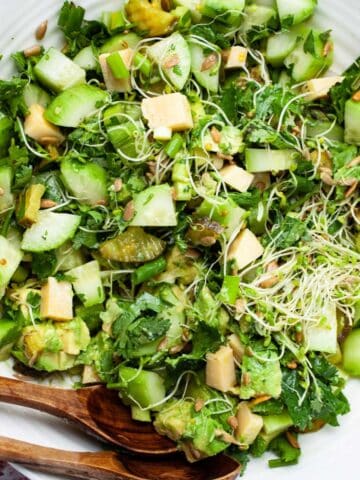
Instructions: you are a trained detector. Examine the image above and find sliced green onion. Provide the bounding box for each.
[106,52,130,79]
[165,133,184,158]
[133,52,152,77]
[132,257,167,286]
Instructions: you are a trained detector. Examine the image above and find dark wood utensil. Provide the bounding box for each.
[0,437,241,480]
[0,376,176,455]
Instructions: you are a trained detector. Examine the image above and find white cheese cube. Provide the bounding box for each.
[24,104,65,146]
[305,302,337,354]
[99,48,134,92]
[303,76,344,101]
[228,229,264,272]
[220,165,254,193]
[153,126,173,141]
[206,345,237,392]
[141,93,194,131]
[224,46,248,69]
[40,277,73,321]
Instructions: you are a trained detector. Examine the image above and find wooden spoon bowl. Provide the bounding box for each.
[0,377,176,455]
[0,437,241,480]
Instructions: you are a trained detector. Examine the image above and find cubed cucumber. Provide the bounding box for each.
[188,42,220,93]
[245,149,299,173]
[306,120,344,142]
[119,366,166,409]
[60,157,108,206]
[99,33,140,54]
[21,211,81,252]
[68,260,104,307]
[342,329,360,376]
[34,47,86,92]
[0,320,21,349]
[262,412,293,437]
[276,0,317,27]
[148,33,191,91]
[284,30,333,82]
[45,85,110,128]
[266,31,298,67]
[131,405,152,422]
[239,5,277,34]
[344,99,360,145]
[0,235,23,293]
[56,242,85,271]
[305,302,337,354]
[196,197,245,239]
[23,83,51,109]
[201,0,245,26]
[73,46,98,71]
[0,113,13,157]
[130,184,177,227]
[174,0,202,22]
[0,165,13,212]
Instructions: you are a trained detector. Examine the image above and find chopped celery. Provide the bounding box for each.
[106,51,130,79]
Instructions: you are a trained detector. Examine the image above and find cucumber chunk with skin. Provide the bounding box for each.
[148,33,191,91]
[119,366,166,409]
[245,149,299,173]
[99,33,140,54]
[34,48,86,92]
[239,5,277,35]
[73,46,98,71]
[68,260,104,307]
[45,85,110,128]
[201,0,245,26]
[0,320,21,349]
[23,83,51,109]
[60,157,108,206]
[306,120,344,142]
[342,329,360,376]
[130,184,177,227]
[284,30,333,82]
[0,165,14,212]
[21,211,81,252]
[0,236,23,293]
[276,0,317,27]
[344,99,360,145]
[266,31,298,67]
[188,42,220,93]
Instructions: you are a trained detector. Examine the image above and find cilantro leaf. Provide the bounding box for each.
[270,216,308,249]
[31,251,57,279]
[268,435,301,468]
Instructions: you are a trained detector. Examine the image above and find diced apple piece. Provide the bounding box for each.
[228,333,245,363]
[99,48,134,92]
[141,93,194,131]
[235,402,263,445]
[206,345,237,392]
[228,229,264,272]
[224,46,248,69]
[303,76,344,101]
[40,277,73,321]
[220,165,254,193]
[24,104,65,146]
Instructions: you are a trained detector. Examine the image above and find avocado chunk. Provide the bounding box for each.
[240,348,282,399]
[13,318,90,372]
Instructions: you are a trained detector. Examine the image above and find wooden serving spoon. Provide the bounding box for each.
[0,376,176,455]
[0,437,241,480]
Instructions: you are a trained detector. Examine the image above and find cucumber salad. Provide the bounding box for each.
[0,0,359,472]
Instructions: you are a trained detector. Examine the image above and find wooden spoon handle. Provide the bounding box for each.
[0,437,137,480]
[0,376,85,419]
